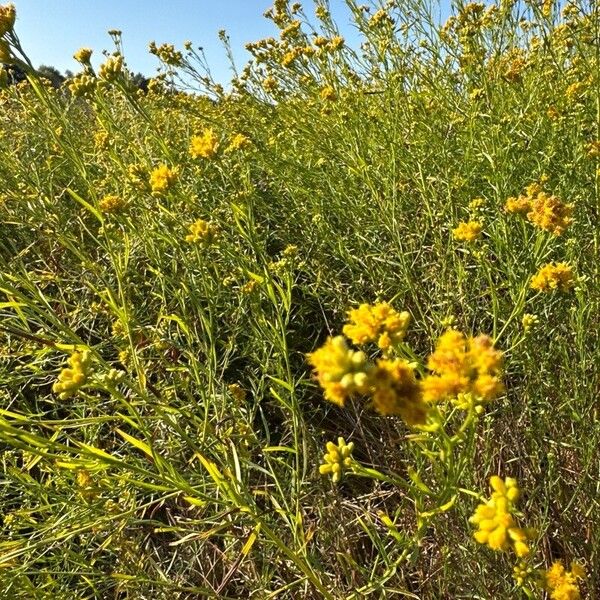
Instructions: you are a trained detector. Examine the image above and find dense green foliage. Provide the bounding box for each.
[0,1,598,598]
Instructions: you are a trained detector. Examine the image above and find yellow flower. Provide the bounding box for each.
[469,197,485,210]
[343,302,410,350]
[73,47,93,64]
[98,194,126,214]
[370,359,428,424]
[504,195,532,214]
[526,192,573,235]
[452,220,482,241]
[470,476,531,557]
[543,560,585,600]
[505,183,572,234]
[585,140,600,158]
[68,74,96,98]
[530,262,575,292]
[513,561,534,586]
[52,351,92,400]
[521,313,539,331]
[226,133,252,152]
[98,55,123,81]
[149,164,178,196]
[320,86,337,101]
[422,330,504,404]
[0,3,16,36]
[319,437,354,483]
[190,129,219,159]
[565,81,585,102]
[149,42,183,66]
[262,76,278,93]
[307,336,371,407]
[185,219,219,245]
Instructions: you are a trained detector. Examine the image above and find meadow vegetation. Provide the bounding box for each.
[0,0,598,597]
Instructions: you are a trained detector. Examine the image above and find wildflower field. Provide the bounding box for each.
[0,1,599,597]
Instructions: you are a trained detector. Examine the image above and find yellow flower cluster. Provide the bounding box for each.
[52,351,92,400]
[544,561,585,600]
[453,220,482,242]
[307,336,371,407]
[585,140,600,158]
[505,183,573,235]
[226,133,252,152]
[73,47,93,64]
[370,359,427,424]
[470,476,531,557]
[319,437,354,483]
[421,330,504,404]
[99,194,126,214]
[148,41,183,67]
[68,74,96,98]
[0,3,15,36]
[185,219,219,245]
[343,302,410,350]
[189,129,219,159]
[150,164,178,195]
[530,262,575,292]
[98,55,123,82]
[310,304,503,424]
[320,86,337,101]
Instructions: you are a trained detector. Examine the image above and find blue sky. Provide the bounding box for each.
[12,0,361,82]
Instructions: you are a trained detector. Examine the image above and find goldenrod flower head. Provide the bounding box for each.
[505,195,532,214]
[527,192,573,235]
[99,194,126,214]
[319,437,354,483]
[513,561,534,587]
[280,20,301,40]
[453,220,482,241]
[262,75,278,93]
[585,140,600,158]
[530,262,575,292]
[370,8,393,27]
[343,302,410,350]
[320,85,337,101]
[330,36,345,50]
[470,476,530,557]
[68,73,96,98]
[98,55,123,81]
[226,133,252,152]
[565,81,585,102]
[185,219,219,245]
[0,4,16,36]
[307,336,371,407]
[469,197,485,210]
[422,330,504,404]
[543,560,585,600]
[190,129,219,159]
[370,359,428,424]
[521,313,539,332]
[73,48,93,64]
[149,164,178,196]
[149,42,183,66]
[52,351,92,400]
[241,279,259,295]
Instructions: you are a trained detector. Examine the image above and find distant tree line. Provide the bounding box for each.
[2,62,149,91]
